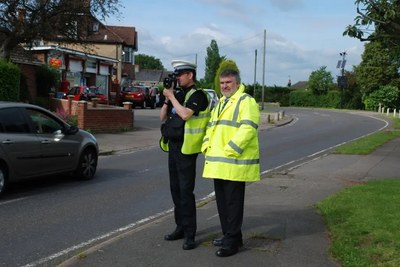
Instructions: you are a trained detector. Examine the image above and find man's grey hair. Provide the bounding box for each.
[219,69,240,82]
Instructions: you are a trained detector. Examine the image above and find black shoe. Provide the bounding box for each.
[182,237,195,250]
[164,230,184,241]
[212,238,243,247]
[212,238,223,246]
[215,245,239,257]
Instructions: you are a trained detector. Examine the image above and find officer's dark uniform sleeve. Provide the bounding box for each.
[186,90,209,115]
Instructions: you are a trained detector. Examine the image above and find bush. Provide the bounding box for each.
[290,90,341,108]
[52,108,78,126]
[0,58,21,101]
[36,64,60,97]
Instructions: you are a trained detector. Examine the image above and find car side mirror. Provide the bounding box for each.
[66,126,79,135]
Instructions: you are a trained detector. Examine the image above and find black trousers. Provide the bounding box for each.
[168,140,198,237]
[214,179,246,246]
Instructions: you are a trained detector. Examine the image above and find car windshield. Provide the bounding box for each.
[205,90,216,99]
[123,87,141,93]
[88,88,102,94]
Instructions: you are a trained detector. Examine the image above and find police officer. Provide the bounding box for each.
[160,60,210,250]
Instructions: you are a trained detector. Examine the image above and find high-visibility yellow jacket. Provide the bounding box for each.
[202,84,260,182]
[160,88,210,154]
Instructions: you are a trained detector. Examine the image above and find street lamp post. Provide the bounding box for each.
[337,51,347,109]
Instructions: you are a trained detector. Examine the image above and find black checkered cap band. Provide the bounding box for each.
[174,65,196,71]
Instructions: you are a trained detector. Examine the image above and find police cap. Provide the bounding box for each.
[171,60,197,74]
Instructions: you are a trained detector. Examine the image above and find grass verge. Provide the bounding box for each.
[334,130,400,155]
[316,179,400,267]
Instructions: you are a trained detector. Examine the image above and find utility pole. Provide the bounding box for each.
[261,29,266,111]
[253,49,257,98]
[195,54,197,65]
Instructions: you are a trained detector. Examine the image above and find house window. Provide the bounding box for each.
[124,47,132,63]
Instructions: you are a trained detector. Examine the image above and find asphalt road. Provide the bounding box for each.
[0,108,388,267]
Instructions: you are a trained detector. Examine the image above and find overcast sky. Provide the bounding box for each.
[106,0,366,86]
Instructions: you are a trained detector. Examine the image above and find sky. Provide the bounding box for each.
[106,0,366,87]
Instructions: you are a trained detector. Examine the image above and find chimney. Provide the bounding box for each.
[135,64,140,73]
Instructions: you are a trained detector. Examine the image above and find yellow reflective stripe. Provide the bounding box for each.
[240,120,258,130]
[205,156,259,165]
[185,128,206,134]
[228,140,244,154]
[210,120,241,128]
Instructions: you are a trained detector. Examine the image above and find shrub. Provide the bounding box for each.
[53,108,78,126]
[36,64,60,97]
[0,58,21,101]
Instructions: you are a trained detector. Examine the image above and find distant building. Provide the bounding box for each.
[132,64,173,86]
[291,81,308,90]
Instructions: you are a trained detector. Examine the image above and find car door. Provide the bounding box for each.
[25,108,81,173]
[0,107,42,177]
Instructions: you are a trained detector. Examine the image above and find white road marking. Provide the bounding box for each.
[0,197,28,206]
[261,114,389,175]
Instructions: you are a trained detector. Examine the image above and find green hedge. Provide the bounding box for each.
[0,59,21,101]
[290,90,341,108]
[244,85,293,106]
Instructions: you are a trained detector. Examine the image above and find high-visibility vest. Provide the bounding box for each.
[160,88,210,154]
[202,84,260,182]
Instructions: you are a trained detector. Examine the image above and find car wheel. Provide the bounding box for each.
[75,148,97,180]
[0,163,8,198]
[141,101,146,109]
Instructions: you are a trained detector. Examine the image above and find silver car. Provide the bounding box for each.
[204,89,219,111]
[0,102,99,197]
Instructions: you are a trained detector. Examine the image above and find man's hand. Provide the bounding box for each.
[163,83,174,98]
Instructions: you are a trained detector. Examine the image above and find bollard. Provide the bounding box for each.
[382,107,385,114]
[378,103,382,113]
[387,108,390,116]
[394,109,397,117]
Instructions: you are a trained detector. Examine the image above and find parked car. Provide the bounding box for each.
[0,102,99,197]
[120,86,155,109]
[204,89,219,111]
[63,86,108,104]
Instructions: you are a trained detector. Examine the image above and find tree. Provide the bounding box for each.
[308,66,334,95]
[213,59,240,96]
[0,0,122,60]
[204,40,226,86]
[344,1,400,55]
[134,54,164,70]
[363,85,400,111]
[357,42,400,95]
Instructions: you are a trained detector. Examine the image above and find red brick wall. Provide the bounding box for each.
[18,64,38,100]
[49,98,133,132]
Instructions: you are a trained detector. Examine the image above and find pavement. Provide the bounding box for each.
[58,111,400,267]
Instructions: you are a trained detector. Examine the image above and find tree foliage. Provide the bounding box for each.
[204,40,226,86]
[363,85,400,111]
[0,58,20,101]
[213,59,240,96]
[0,0,122,60]
[344,0,400,56]
[357,42,400,95]
[308,66,334,95]
[134,54,165,70]
[36,64,60,97]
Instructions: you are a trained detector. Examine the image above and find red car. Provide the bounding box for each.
[120,86,154,109]
[64,86,108,104]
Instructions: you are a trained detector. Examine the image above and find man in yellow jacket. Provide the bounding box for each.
[202,69,260,257]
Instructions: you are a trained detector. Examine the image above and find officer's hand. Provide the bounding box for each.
[163,86,174,98]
